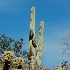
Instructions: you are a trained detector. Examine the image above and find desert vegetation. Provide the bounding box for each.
[0,6,70,70]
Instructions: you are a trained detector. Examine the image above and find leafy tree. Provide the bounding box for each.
[0,34,28,57]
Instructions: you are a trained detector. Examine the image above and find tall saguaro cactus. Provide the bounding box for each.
[29,6,35,70]
[36,21,44,66]
[29,6,44,69]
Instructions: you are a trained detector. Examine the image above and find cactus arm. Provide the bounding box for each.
[36,21,44,66]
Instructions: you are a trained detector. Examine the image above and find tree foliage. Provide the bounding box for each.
[0,34,28,57]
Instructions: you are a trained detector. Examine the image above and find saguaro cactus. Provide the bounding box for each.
[29,6,44,69]
[36,21,44,66]
[29,6,35,70]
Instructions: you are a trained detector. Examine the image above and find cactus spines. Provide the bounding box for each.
[36,21,44,66]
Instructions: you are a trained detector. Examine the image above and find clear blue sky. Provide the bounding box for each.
[0,0,70,69]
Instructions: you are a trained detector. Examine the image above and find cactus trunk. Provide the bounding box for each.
[29,6,35,70]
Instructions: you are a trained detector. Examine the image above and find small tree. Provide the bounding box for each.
[62,32,70,55]
[0,34,28,57]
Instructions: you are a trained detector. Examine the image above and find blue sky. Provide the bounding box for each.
[0,0,70,69]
